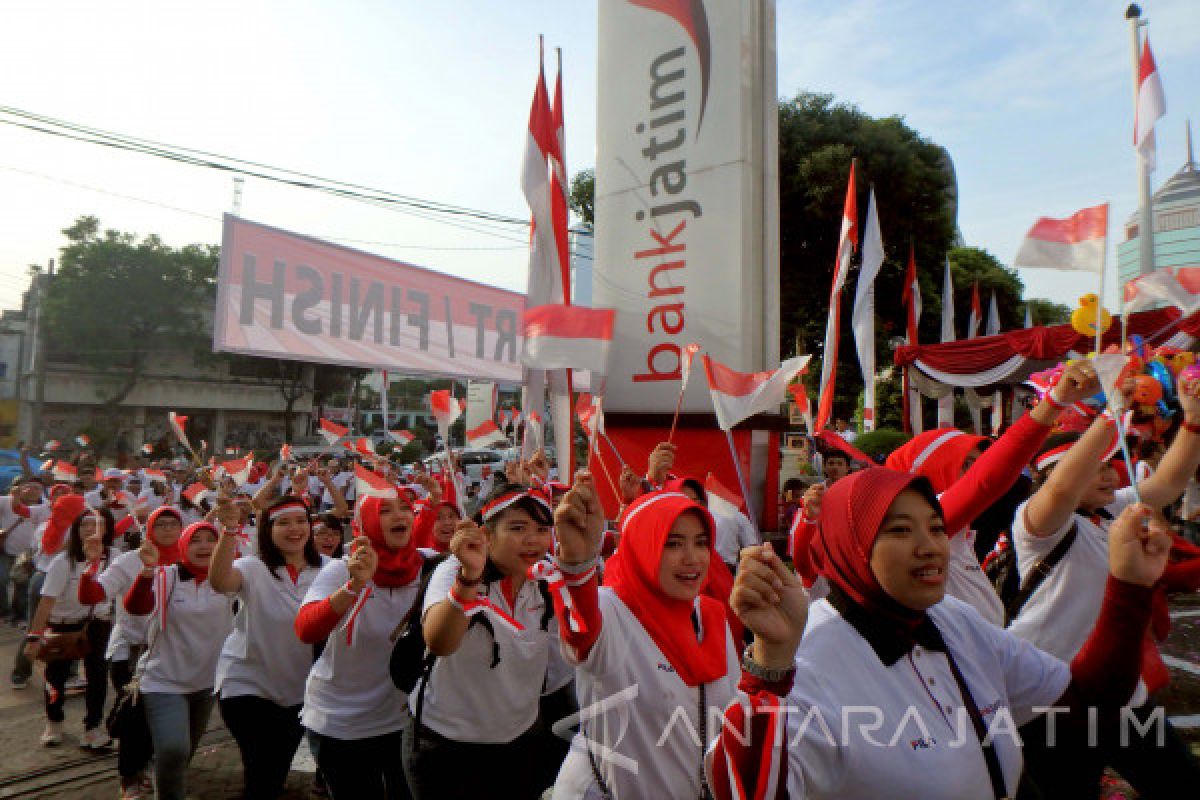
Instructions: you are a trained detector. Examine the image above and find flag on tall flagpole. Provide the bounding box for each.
[815,160,858,432]
[851,187,884,432]
[967,282,982,339]
[168,412,195,456]
[1135,36,1167,172]
[902,243,921,345]
[703,355,812,431]
[937,259,956,427]
[1013,204,1109,273]
[986,292,1003,433]
[522,304,616,375]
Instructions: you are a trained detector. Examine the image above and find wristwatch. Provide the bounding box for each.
[742,646,796,682]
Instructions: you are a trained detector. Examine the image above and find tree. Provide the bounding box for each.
[43,217,217,440]
[1022,297,1071,326]
[947,246,1024,332]
[569,169,595,228]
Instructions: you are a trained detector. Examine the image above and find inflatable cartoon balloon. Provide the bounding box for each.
[1071,294,1112,338]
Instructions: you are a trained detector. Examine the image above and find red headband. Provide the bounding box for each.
[480,489,552,524]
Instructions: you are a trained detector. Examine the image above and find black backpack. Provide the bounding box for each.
[985,522,1078,626]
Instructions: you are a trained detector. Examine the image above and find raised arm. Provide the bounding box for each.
[207,499,245,594]
[1137,376,1200,508]
[423,520,488,657]
[551,471,605,660]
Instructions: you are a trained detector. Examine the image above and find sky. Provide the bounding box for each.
[0,0,1196,319]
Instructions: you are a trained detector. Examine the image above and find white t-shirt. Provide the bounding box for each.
[1007,488,1146,705]
[136,488,168,513]
[216,556,327,707]
[413,555,570,744]
[85,488,130,520]
[322,472,353,507]
[711,506,759,566]
[944,530,1005,627]
[95,550,153,661]
[774,596,1070,799]
[553,588,739,800]
[0,497,49,556]
[135,567,235,694]
[301,559,420,740]
[41,549,118,623]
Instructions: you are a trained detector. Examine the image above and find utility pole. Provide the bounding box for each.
[29,258,54,447]
[232,175,244,216]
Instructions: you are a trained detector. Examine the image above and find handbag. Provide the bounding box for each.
[37,614,93,663]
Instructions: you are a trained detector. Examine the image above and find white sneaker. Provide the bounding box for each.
[82,727,111,749]
[40,721,63,746]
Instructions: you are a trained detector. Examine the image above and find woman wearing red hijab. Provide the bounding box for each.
[295,491,425,800]
[550,475,740,799]
[709,467,1172,800]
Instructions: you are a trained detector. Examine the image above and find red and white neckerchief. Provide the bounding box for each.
[711,685,790,800]
[528,559,590,634]
[479,488,552,525]
[340,583,372,646]
[447,584,525,635]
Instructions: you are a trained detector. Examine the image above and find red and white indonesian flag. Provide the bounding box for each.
[52,462,77,483]
[387,430,415,447]
[967,282,982,339]
[816,161,858,431]
[319,418,349,446]
[140,443,154,456]
[851,188,884,431]
[1013,203,1108,274]
[217,456,253,487]
[679,343,702,393]
[575,393,605,440]
[168,412,193,453]
[280,443,294,463]
[354,464,398,500]
[1124,268,1200,314]
[44,440,61,452]
[183,482,214,507]
[75,434,91,448]
[143,468,167,484]
[703,355,813,431]
[466,420,507,449]
[430,390,461,437]
[521,304,616,375]
[355,438,377,458]
[1135,36,1167,171]
[498,409,512,430]
[787,382,813,433]
[524,411,544,450]
[902,244,921,345]
[705,473,746,517]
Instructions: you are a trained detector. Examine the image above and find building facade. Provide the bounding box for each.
[1117,131,1200,289]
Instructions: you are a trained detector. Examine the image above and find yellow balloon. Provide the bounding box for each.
[1071,294,1112,337]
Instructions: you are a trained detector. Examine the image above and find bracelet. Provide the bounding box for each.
[455,568,483,587]
[1042,391,1068,411]
[342,580,361,596]
[1183,420,1200,435]
[741,646,796,682]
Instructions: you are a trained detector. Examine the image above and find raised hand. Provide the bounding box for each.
[555,470,604,563]
[801,483,825,520]
[528,449,550,482]
[214,496,241,531]
[647,441,677,486]
[1053,361,1101,406]
[138,537,160,571]
[1108,503,1172,588]
[450,520,487,581]
[1179,375,1200,422]
[346,536,378,589]
[731,545,808,668]
[618,465,642,505]
[81,530,105,562]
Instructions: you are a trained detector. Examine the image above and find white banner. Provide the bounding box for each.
[595,0,778,413]
[465,381,497,432]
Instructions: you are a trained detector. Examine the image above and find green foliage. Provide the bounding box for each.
[1021,297,1072,326]
[947,246,1024,331]
[43,216,217,406]
[853,428,910,460]
[569,168,595,228]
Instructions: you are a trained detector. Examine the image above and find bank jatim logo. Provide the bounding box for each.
[629,0,711,132]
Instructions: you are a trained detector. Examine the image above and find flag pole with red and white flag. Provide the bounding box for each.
[851,187,883,432]
[667,343,701,444]
[168,412,197,461]
[216,456,253,487]
[937,258,956,427]
[967,282,982,340]
[901,243,923,434]
[522,304,615,375]
[1134,35,1166,172]
[354,463,398,501]
[1013,202,1110,353]
[387,430,415,448]
[815,160,857,432]
[430,389,467,514]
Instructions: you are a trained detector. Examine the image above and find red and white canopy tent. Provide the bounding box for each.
[892,306,1200,433]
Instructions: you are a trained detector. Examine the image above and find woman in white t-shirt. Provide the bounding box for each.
[295,491,426,800]
[1008,374,1200,796]
[23,506,118,748]
[123,521,234,800]
[403,482,567,800]
[550,478,740,800]
[209,497,326,800]
[710,467,1174,800]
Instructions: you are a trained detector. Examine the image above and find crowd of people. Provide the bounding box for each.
[1,359,1199,799]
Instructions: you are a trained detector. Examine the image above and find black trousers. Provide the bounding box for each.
[1019,700,1200,799]
[310,728,411,800]
[402,722,546,800]
[109,656,154,782]
[43,619,111,729]
[219,694,305,800]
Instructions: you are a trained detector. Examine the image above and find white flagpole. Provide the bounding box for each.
[722,430,756,530]
[1126,7,1156,282]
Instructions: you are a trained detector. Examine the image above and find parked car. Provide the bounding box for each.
[422,448,510,484]
[0,449,28,492]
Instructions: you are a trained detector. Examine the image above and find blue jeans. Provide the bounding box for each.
[143,690,216,800]
[10,569,43,682]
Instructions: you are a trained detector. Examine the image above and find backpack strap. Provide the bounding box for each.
[1005,521,1079,624]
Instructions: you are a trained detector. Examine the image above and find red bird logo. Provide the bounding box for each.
[629,0,712,132]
